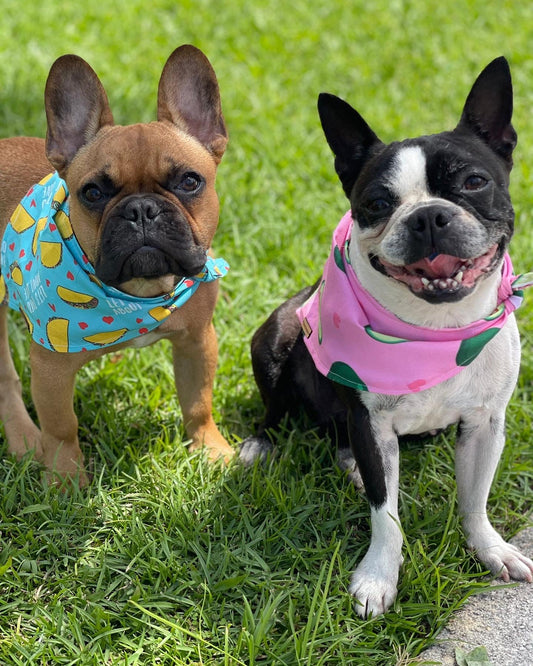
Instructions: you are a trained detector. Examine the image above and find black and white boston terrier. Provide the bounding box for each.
[240,57,533,617]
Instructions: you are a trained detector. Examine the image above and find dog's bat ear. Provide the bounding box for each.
[45,55,114,175]
[457,56,516,164]
[158,45,228,163]
[318,93,383,198]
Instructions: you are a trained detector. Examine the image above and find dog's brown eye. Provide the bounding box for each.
[463,175,488,191]
[178,172,202,193]
[82,184,104,203]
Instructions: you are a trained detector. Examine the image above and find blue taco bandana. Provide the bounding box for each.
[0,172,229,353]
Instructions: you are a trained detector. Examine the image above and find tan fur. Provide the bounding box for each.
[0,47,233,486]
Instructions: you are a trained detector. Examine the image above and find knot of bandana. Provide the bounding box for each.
[297,211,533,395]
[0,172,229,353]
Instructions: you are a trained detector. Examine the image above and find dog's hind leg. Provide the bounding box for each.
[239,316,301,464]
[240,286,316,465]
[0,306,42,459]
[241,283,362,481]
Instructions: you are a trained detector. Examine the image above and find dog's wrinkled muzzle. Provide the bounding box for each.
[95,194,207,285]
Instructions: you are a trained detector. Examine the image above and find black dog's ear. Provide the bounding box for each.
[457,56,516,163]
[45,55,114,175]
[318,93,383,197]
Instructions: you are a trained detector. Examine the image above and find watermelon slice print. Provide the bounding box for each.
[327,361,368,391]
[511,272,533,291]
[483,303,505,321]
[333,245,346,272]
[364,325,408,344]
[344,240,352,265]
[317,280,326,344]
[455,328,500,366]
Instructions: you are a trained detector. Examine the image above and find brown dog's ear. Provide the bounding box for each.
[45,55,114,175]
[157,45,228,163]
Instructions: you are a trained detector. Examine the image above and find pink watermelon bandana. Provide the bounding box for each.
[296,211,533,394]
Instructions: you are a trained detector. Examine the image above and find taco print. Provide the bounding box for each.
[10,204,36,234]
[55,209,73,240]
[57,285,98,309]
[83,328,128,346]
[10,262,23,286]
[46,317,69,352]
[148,305,172,321]
[31,217,48,256]
[40,241,63,268]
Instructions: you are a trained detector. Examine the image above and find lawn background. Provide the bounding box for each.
[0,1,532,664]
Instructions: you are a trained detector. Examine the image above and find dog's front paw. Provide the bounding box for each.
[465,519,533,582]
[349,556,400,618]
[2,397,43,460]
[239,435,273,466]
[188,434,234,464]
[41,436,89,488]
[476,541,533,582]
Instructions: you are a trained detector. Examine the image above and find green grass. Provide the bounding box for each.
[1,0,533,663]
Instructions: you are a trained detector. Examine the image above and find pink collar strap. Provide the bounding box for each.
[296,211,533,394]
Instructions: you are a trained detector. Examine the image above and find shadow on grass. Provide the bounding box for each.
[0,327,508,665]
[0,414,498,665]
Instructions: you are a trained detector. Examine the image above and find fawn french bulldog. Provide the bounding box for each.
[0,45,233,485]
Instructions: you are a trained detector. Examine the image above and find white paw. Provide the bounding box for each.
[476,541,533,582]
[349,558,400,618]
[465,519,533,582]
[239,436,273,466]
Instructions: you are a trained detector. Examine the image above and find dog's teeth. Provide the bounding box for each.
[455,270,464,283]
[425,276,460,292]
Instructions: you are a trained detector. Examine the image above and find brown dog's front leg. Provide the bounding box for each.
[29,342,88,486]
[0,307,42,458]
[171,322,233,463]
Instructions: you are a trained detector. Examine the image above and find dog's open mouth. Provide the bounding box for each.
[372,243,499,298]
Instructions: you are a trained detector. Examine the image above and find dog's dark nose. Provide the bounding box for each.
[122,197,159,224]
[406,205,455,245]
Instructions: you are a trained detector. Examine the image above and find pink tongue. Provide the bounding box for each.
[405,254,460,278]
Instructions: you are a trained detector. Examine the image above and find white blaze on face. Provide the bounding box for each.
[387,145,431,203]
